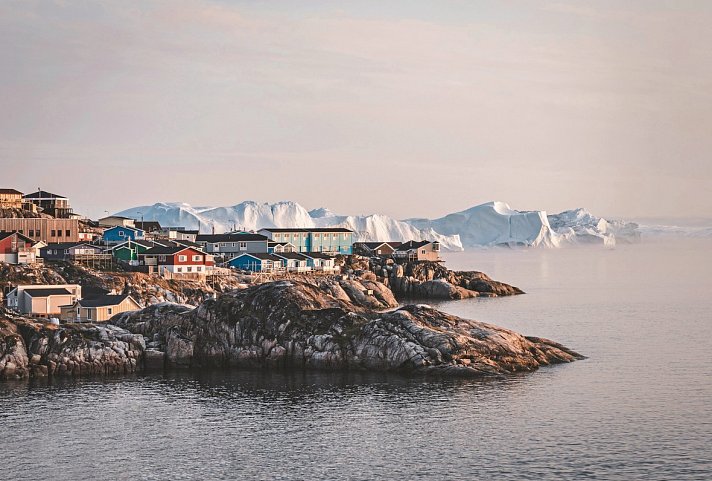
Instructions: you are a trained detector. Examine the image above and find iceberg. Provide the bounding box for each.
[115,201,464,251]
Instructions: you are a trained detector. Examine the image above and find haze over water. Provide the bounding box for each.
[1,239,711,480]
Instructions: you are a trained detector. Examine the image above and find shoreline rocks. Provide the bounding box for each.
[1,278,581,382]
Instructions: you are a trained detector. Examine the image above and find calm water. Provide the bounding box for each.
[2,240,711,480]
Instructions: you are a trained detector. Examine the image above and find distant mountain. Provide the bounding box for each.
[115,201,464,251]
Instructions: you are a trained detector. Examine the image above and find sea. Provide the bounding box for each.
[1,238,711,480]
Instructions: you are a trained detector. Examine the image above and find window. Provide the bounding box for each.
[77,308,80,315]
[239,242,246,250]
[333,233,338,238]
[29,230,34,237]
[51,230,56,236]
[421,249,426,254]
[192,255,203,261]
[177,267,182,272]
[314,233,320,238]
[179,255,187,262]
[66,230,70,237]
[187,266,192,272]
[197,266,202,272]
[87,310,92,320]
[58,230,62,237]
[343,233,348,239]
[159,255,166,262]
[118,230,124,237]
[108,308,113,315]
[274,233,281,240]
[37,231,41,238]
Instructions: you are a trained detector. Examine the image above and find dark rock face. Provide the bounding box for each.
[113,280,582,376]
[1,278,581,381]
[0,309,144,380]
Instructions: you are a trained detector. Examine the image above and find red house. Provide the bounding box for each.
[0,231,37,264]
[139,246,214,278]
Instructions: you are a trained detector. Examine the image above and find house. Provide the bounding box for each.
[0,231,37,264]
[272,252,310,272]
[59,294,141,323]
[257,228,354,254]
[40,242,104,262]
[139,246,214,278]
[98,215,136,228]
[23,190,74,218]
[268,241,296,254]
[102,225,145,245]
[169,229,199,242]
[226,253,284,272]
[134,221,162,234]
[110,239,157,263]
[301,252,338,272]
[393,240,441,262]
[353,241,403,257]
[196,233,270,257]
[0,218,80,243]
[0,189,23,209]
[6,284,81,317]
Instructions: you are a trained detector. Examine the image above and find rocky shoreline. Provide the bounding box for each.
[0,277,582,381]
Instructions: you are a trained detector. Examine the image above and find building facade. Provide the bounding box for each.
[102,226,145,245]
[257,228,354,254]
[0,232,36,264]
[40,242,104,262]
[6,284,82,317]
[0,189,23,209]
[196,233,270,256]
[140,246,214,278]
[59,294,141,323]
[23,190,74,218]
[0,218,80,243]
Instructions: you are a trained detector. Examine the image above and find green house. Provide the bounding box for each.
[111,240,153,262]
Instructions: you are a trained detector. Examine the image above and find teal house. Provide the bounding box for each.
[257,228,353,254]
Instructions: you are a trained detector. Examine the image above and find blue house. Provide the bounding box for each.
[102,225,145,245]
[227,253,284,272]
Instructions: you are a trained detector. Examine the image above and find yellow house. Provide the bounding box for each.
[60,294,142,323]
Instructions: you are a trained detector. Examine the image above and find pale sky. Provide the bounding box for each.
[1,0,711,220]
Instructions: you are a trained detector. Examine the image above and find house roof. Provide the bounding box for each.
[0,231,34,244]
[268,241,294,246]
[229,253,282,261]
[42,242,100,250]
[357,241,403,249]
[171,239,201,248]
[0,188,22,195]
[177,229,199,234]
[111,239,156,250]
[134,221,162,231]
[23,190,67,200]
[301,252,336,259]
[259,227,353,233]
[272,252,307,260]
[77,294,135,308]
[23,287,73,297]
[196,233,269,242]
[100,215,134,220]
[142,246,187,255]
[396,240,431,251]
[104,225,142,233]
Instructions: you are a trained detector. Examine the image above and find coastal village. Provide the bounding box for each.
[0,187,443,323]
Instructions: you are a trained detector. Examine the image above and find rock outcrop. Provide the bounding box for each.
[2,278,581,381]
[359,258,524,299]
[0,309,144,380]
[113,280,581,376]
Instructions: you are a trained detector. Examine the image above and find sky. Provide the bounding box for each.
[1,0,711,221]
